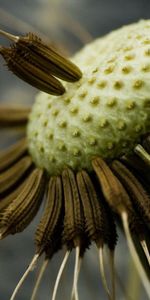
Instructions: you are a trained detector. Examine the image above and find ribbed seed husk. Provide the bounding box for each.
[0,156,32,194]
[0,175,29,211]
[0,138,27,172]
[0,106,30,127]
[17,33,82,82]
[120,155,150,191]
[92,157,145,235]
[35,176,63,255]
[91,174,117,250]
[62,168,85,249]
[77,170,112,247]
[0,47,65,96]
[0,168,45,236]
[111,160,150,229]
[92,157,129,213]
[121,154,150,179]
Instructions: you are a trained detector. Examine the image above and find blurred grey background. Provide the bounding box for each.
[0,0,150,299]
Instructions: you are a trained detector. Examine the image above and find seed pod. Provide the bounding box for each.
[0,138,27,172]
[62,168,85,250]
[35,176,63,255]
[17,32,82,82]
[111,160,150,229]
[93,157,145,235]
[77,170,117,249]
[0,156,32,194]
[0,106,30,127]
[0,168,45,237]
[0,46,65,96]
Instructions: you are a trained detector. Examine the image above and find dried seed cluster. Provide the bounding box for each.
[0,32,82,96]
[0,20,150,300]
[28,20,150,175]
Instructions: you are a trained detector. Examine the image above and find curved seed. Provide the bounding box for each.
[0,168,45,237]
[0,156,32,194]
[0,47,65,96]
[77,170,108,246]
[92,157,145,235]
[0,106,30,127]
[62,168,85,250]
[111,160,150,228]
[35,176,63,255]
[0,176,28,211]
[0,138,27,172]
[17,32,82,82]
[120,155,150,188]
[92,157,131,213]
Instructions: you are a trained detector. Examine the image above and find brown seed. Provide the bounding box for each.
[77,170,104,242]
[35,176,63,255]
[0,156,32,194]
[0,168,45,237]
[77,170,114,248]
[0,46,65,96]
[0,138,27,172]
[0,174,30,211]
[62,168,85,250]
[0,106,30,127]
[111,160,150,228]
[92,157,128,213]
[17,32,82,82]
[92,157,145,235]
[121,154,150,184]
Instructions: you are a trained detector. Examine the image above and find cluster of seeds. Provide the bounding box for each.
[0,20,150,300]
[28,20,150,175]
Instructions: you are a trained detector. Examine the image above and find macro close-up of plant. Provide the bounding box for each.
[0,1,150,300]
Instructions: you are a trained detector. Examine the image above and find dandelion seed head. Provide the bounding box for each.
[28,20,150,175]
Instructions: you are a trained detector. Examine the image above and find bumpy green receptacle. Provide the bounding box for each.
[27,20,150,175]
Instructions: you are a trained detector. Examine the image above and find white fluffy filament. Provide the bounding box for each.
[51,250,70,300]
[121,211,150,297]
[71,246,81,300]
[31,258,49,300]
[98,246,112,300]
[10,253,39,300]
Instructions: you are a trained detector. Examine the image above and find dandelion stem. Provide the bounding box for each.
[10,253,39,300]
[98,246,112,300]
[71,246,81,300]
[121,211,150,298]
[31,258,49,300]
[51,250,70,300]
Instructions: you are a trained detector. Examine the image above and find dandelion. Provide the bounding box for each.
[0,19,150,300]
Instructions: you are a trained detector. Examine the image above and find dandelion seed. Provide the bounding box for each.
[0,29,82,95]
